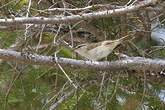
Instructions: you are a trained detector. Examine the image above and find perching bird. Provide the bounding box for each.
[150,10,165,45]
[75,35,131,61]
[151,25,165,45]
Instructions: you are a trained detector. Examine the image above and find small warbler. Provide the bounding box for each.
[75,35,131,61]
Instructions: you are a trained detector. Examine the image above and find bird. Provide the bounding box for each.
[150,9,165,45]
[151,25,165,45]
[75,35,131,61]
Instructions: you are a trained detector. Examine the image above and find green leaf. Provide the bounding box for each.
[58,47,76,58]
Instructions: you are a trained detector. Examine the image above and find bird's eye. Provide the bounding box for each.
[75,44,86,49]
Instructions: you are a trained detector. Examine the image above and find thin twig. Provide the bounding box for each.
[24,0,32,40]
[54,52,78,89]
[44,4,123,12]
[36,24,45,51]
[49,90,75,110]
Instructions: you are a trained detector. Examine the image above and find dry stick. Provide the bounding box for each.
[97,72,106,101]
[49,90,74,110]
[45,4,122,12]
[49,84,86,110]
[53,24,62,45]
[24,0,32,40]
[0,0,158,26]
[138,70,147,110]
[62,0,74,48]
[104,78,111,109]
[4,64,24,110]
[42,3,123,12]
[0,49,165,71]
[109,73,120,103]
[41,81,70,110]
[36,24,45,51]
[54,52,77,89]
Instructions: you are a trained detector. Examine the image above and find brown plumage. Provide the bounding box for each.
[75,35,130,61]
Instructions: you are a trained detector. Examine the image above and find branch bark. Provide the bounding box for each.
[0,0,158,26]
[0,48,165,71]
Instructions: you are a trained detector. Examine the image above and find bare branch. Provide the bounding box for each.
[49,90,74,110]
[0,0,158,26]
[0,48,165,71]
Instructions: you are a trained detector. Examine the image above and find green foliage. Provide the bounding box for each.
[58,47,76,58]
[0,31,20,48]
[0,0,165,110]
